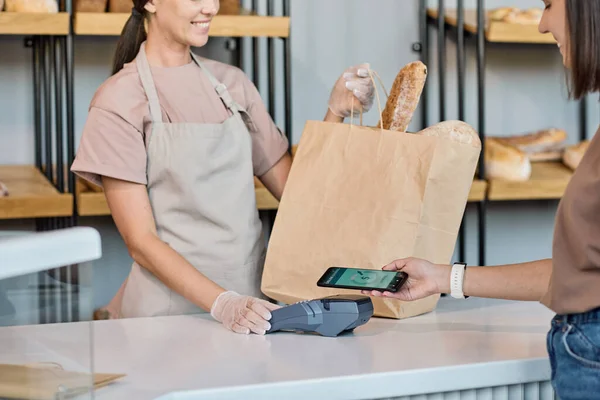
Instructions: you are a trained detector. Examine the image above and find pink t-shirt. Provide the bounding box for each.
[71,55,289,188]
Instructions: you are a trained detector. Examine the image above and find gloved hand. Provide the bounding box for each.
[210,291,280,335]
[328,63,375,118]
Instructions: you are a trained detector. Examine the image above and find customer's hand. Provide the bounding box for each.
[210,291,280,335]
[362,258,451,301]
[328,63,375,118]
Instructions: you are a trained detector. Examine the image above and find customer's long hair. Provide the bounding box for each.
[566,0,600,99]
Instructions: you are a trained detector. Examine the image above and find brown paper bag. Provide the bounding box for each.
[261,118,481,319]
[0,363,125,400]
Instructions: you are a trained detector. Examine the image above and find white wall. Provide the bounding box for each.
[1,0,598,309]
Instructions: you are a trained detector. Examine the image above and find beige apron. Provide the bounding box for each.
[120,43,266,318]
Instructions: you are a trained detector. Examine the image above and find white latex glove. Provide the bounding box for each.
[210,291,280,335]
[328,63,375,118]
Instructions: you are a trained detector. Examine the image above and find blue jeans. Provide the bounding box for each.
[547,307,600,400]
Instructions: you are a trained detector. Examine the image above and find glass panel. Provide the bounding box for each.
[0,248,95,399]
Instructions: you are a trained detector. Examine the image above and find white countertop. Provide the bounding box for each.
[0,298,555,400]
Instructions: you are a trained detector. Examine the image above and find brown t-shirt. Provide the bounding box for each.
[71,55,288,188]
[542,126,600,314]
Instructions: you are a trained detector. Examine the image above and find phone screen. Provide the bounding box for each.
[321,267,399,290]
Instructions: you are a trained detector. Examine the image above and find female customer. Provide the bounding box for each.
[72,0,375,335]
[364,0,600,397]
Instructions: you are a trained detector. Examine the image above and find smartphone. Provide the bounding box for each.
[317,266,408,293]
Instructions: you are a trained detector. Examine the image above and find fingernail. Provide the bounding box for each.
[343,72,355,79]
[357,68,369,77]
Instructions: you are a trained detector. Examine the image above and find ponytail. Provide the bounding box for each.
[112,5,147,75]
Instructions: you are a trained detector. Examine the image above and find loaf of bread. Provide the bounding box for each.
[494,128,567,154]
[489,7,518,21]
[5,0,58,12]
[563,141,590,171]
[528,150,563,162]
[0,181,8,197]
[485,138,532,181]
[489,7,543,25]
[416,120,481,147]
[379,61,428,133]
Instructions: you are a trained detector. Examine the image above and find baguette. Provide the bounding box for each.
[416,120,481,147]
[0,181,8,197]
[528,150,564,162]
[562,141,590,171]
[494,128,567,154]
[485,138,531,181]
[380,61,428,133]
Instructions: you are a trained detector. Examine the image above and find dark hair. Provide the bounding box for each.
[112,0,149,75]
[566,0,600,99]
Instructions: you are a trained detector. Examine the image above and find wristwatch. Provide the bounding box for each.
[450,262,469,299]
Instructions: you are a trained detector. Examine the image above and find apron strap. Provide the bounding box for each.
[135,42,164,124]
[190,51,243,114]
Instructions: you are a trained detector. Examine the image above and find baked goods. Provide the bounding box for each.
[485,138,532,181]
[563,141,590,170]
[108,0,129,13]
[416,120,481,147]
[494,128,567,155]
[529,150,563,162]
[379,61,428,133]
[5,0,58,12]
[489,7,518,21]
[219,0,240,15]
[489,7,543,25]
[0,181,8,197]
[75,0,106,12]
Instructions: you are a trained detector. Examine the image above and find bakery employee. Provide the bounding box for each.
[71,0,375,335]
[364,0,600,397]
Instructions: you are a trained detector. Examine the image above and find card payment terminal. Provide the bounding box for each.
[266,295,374,337]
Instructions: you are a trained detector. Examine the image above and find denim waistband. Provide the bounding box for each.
[552,307,600,325]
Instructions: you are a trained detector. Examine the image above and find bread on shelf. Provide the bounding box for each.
[379,61,428,133]
[219,0,240,15]
[562,141,590,171]
[492,128,567,157]
[489,6,543,25]
[5,0,58,12]
[75,0,107,12]
[108,0,129,13]
[485,138,532,181]
[0,181,8,197]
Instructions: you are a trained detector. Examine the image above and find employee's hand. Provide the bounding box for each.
[361,258,451,301]
[328,63,375,118]
[210,291,280,335]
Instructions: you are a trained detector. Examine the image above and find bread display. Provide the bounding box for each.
[5,0,58,12]
[489,7,543,25]
[219,0,240,15]
[379,61,428,133]
[0,181,8,197]
[493,128,567,156]
[563,141,590,171]
[76,0,107,12]
[485,138,532,181]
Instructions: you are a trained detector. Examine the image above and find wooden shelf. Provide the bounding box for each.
[0,12,70,35]
[427,8,556,44]
[74,12,290,37]
[468,180,487,202]
[0,165,73,220]
[488,162,572,201]
[76,176,282,215]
